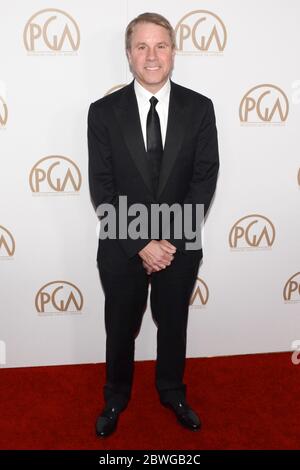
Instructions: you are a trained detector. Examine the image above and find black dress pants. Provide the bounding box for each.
[98,249,202,409]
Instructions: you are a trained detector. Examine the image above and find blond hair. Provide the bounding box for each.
[125,12,175,51]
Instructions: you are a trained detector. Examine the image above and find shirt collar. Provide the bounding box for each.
[134,78,171,106]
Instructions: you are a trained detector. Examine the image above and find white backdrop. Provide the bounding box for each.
[0,0,299,368]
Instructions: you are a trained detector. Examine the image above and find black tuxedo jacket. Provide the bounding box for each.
[88,80,219,271]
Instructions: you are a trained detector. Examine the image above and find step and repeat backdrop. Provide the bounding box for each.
[0,0,299,368]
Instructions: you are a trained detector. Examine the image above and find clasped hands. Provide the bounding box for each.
[138,240,176,275]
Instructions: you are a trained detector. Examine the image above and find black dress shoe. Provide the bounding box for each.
[96,405,121,438]
[161,400,202,431]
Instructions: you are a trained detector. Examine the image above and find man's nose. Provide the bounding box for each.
[146,48,158,60]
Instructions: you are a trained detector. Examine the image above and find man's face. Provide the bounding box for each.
[127,22,175,93]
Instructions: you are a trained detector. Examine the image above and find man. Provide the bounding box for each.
[88,12,219,438]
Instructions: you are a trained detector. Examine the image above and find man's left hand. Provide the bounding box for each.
[142,240,176,274]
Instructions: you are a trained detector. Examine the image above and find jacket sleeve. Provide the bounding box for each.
[167,99,219,252]
[88,102,150,258]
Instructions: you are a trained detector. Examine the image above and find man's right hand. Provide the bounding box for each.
[138,240,176,272]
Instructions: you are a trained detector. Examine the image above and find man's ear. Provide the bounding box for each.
[126,49,133,74]
[126,49,132,65]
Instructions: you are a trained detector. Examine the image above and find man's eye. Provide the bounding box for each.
[138,46,145,50]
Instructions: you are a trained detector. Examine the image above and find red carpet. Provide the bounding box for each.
[0,352,299,449]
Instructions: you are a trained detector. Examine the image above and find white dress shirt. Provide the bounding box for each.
[134,78,171,150]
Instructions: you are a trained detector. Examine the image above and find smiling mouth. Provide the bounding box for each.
[145,66,160,71]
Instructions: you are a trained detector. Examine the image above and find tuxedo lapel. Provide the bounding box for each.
[157,81,188,199]
[113,81,154,195]
[113,80,189,200]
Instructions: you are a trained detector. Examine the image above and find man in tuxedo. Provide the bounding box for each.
[88,12,219,438]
